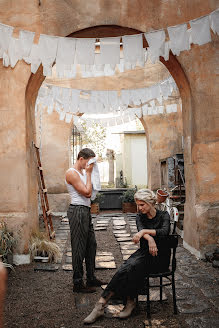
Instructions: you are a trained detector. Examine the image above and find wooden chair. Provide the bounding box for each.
[137,234,179,318]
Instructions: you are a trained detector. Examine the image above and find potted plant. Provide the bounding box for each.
[120,189,137,213]
[29,231,61,263]
[0,221,16,266]
[91,192,104,214]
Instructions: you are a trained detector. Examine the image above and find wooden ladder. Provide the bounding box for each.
[33,142,55,240]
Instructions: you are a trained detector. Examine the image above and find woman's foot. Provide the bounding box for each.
[83,302,105,324]
[118,299,136,319]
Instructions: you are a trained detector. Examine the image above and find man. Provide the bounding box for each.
[65,148,105,293]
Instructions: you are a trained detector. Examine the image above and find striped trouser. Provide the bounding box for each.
[67,204,97,284]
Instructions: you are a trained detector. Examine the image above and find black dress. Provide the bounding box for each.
[101,210,170,299]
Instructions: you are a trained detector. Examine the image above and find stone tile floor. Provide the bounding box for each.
[39,211,219,327]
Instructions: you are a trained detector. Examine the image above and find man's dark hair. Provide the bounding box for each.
[77,148,96,160]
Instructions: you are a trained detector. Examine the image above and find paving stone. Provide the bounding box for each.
[34,265,59,272]
[173,288,198,300]
[144,318,180,328]
[95,261,116,269]
[139,289,167,301]
[122,254,130,261]
[120,244,138,250]
[177,295,210,314]
[65,257,72,264]
[66,252,72,257]
[113,225,126,229]
[62,264,73,271]
[96,251,113,256]
[191,274,218,289]
[113,219,126,225]
[114,233,131,238]
[113,230,127,234]
[94,227,107,231]
[121,249,136,255]
[200,287,219,298]
[117,237,133,242]
[96,255,114,262]
[185,316,219,328]
[74,295,90,308]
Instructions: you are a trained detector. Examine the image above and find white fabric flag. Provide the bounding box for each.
[135,108,142,118]
[168,23,190,55]
[142,104,148,116]
[56,37,76,76]
[59,111,65,120]
[0,23,14,58]
[121,89,130,106]
[190,16,211,45]
[122,34,144,64]
[75,38,95,65]
[38,34,58,76]
[145,30,165,63]
[8,37,22,68]
[47,105,53,115]
[157,105,164,114]
[65,113,72,123]
[210,9,219,35]
[99,37,120,64]
[26,44,41,73]
[19,30,35,59]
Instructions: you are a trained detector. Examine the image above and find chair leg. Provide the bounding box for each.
[171,273,177,314]
[146,277,151,318]
[160,276,163,303]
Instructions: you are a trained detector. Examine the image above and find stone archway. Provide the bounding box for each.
[0,1,218,260]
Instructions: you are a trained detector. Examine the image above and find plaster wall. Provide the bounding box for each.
[0,0,218,256]
[141,99,183,190]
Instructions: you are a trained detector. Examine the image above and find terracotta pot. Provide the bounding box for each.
[91,203,99,214]
[156,189,169,203]
[122,202,137,213]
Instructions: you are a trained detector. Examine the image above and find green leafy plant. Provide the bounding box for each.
[29,231,61,263]
[0,221,16,263]
[120,189,137,203]
[91,192,104,204]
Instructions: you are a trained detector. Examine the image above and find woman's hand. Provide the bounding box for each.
[132,231,143,244]
[148,236,158,256]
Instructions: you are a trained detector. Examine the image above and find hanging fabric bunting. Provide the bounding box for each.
[157,105,164,114]
[75,38,95,65]
[0,23,14,58]
[142,104,148,116]
[25,44,41,73]
[145,30,166,63]
[7,37,22,68]
[59,111,65,120]
[166,103,177,113]
[122,34,144,64]
[47,105,53,115]
[19,30,35,59]
[210,9,219,35]
[56,37,76,77]
[99,37,120,65]
[65,113,72,123]
[134,108,143,118]
[190,16,211,45]
[38,34,58,76]
[167,23,190,55]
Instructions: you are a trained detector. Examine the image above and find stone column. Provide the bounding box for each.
[106,149,115,186]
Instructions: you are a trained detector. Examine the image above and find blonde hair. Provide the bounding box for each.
[134,189,157,206]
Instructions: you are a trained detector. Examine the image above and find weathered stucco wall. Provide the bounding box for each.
[0,0,218,258]
[35,109,72,212]
[141,97,183,190]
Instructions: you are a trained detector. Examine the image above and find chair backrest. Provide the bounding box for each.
[156,235,179,272]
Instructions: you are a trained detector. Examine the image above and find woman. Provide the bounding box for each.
[84,189,170,324]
